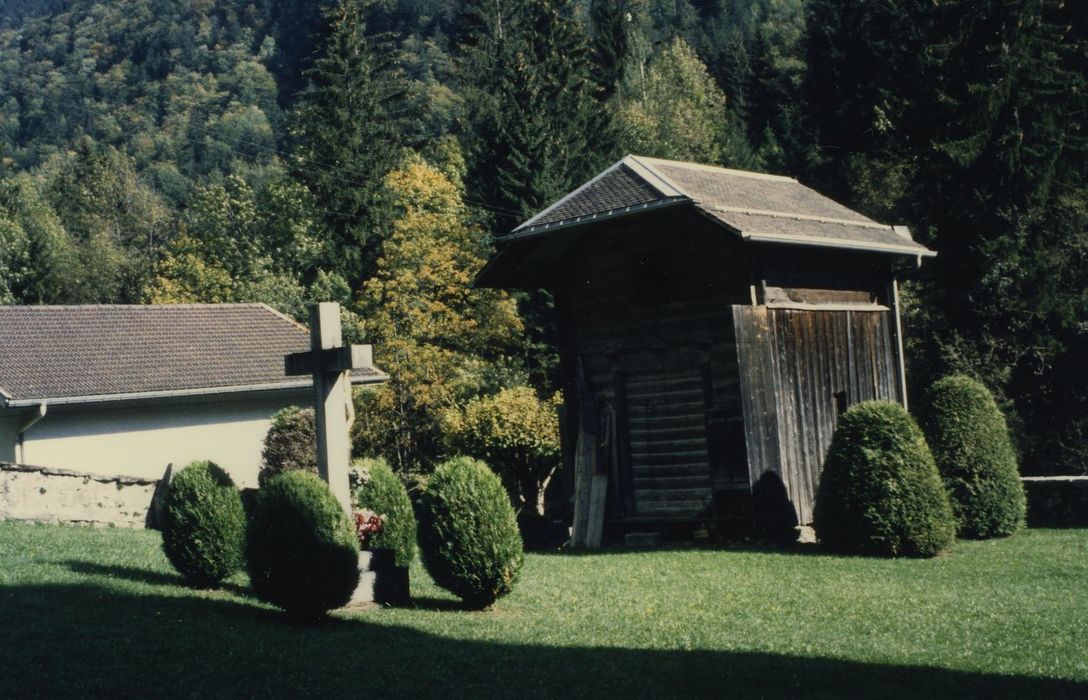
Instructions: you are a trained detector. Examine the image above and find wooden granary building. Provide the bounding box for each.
[476,156,935,534]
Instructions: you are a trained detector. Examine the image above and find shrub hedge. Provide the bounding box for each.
[258,406,317,487]
[442,387,562,513]
[246,471,359,617]
[922,375,1026,538]
[160,460,246,587]
[352,457,417,566]
[813,401,956,557]
[419,457,523,609]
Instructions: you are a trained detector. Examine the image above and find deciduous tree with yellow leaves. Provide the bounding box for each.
[353,153,523,474]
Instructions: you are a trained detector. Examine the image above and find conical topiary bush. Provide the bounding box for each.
[814,401,956,557]
[352,457,417,567]
[922,375,1026,538]
[247,471,360,618]
[160,460,246,587]
[418,457,523,609]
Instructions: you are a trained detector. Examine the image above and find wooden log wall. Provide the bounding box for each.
[559,228,749,521]
[733,306,903,524]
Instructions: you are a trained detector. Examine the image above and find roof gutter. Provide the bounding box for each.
[741,231,937,257]
[16,403,47,464]
[1,374,388,409]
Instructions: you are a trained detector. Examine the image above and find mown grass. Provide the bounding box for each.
[1,522,1085,698]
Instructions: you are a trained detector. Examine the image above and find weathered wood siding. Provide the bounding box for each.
[733,306,903,524]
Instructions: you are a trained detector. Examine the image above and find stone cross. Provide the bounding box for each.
[284,302,372,512]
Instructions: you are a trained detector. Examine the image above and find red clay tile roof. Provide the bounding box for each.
[0,304,384,405]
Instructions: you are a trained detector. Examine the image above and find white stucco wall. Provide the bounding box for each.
[9,395,305,488]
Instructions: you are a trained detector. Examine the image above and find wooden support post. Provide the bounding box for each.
[889,279,909,410]
[570,358,607,549]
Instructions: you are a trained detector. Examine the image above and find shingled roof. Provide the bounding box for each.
[509,155,933,257]
[0,304,385,407]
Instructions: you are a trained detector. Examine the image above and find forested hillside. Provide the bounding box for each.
[1,0,1085,477]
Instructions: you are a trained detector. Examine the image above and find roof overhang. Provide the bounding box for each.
[0,373,389,411]
[478,155,937,290]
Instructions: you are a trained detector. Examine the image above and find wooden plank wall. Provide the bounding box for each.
[733,306,903,524]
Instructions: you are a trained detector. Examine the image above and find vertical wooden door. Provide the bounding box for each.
[733,306,902,523]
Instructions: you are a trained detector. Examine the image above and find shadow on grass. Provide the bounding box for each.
[62,560,253,597]
[405,595,470,612]
[532,541,836,558]
[1,581,1083,699]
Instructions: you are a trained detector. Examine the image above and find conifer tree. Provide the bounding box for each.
[906,0,1088,474]
[291,0,404,284]
[456,0,604,234]
[589,0,638,103]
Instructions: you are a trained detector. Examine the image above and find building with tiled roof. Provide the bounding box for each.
[478,156,935,543]
[0,304,385,486]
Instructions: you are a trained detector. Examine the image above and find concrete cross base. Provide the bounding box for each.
[345,548,410,607]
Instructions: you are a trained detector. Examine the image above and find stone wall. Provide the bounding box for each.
[0,462,162,528]
[1022,476,1088,528]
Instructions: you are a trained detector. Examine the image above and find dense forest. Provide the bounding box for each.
[0,0,1085,481]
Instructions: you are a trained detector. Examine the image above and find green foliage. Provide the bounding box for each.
[0,142,172,304]
[814,401,956,557]
[588,0,637,103]
[0,215,30,303]
[146,174,325,318]
[615,37,758,168]
[259,407,318,488]
[352,154,522,472]
[246,470,360,617]
[804,0,1088,475]
[0,0,281,188]
[442,387,561,513]
[290,0,405,281]
[351,457,417,566]
[457,0,605,233]
[160,461,246,587]
[418,457,524,609]
[922,375,1026,538]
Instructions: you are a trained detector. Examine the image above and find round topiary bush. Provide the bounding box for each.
[352,457,417,567]
[160,460,246,587]
[419,457,523,609]
[813,401,956,557]
[247,471,360,617]
[922,375,1026,538]
[258,406,317,487]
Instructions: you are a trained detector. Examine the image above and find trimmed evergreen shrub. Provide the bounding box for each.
[160,460,246,587]
[258,406,317,487]
[246,471,359,617]
[351,457,417,566]
[813,401,956,557]
[922,375,1026,538]
[419,457,523,609]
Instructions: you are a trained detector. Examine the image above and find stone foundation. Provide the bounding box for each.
[0,462,161,527]
[1022,476,1088,528]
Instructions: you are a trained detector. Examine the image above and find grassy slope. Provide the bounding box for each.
[0,523,1085,698]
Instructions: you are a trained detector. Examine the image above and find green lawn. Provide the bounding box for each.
[1,523,1085,698]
